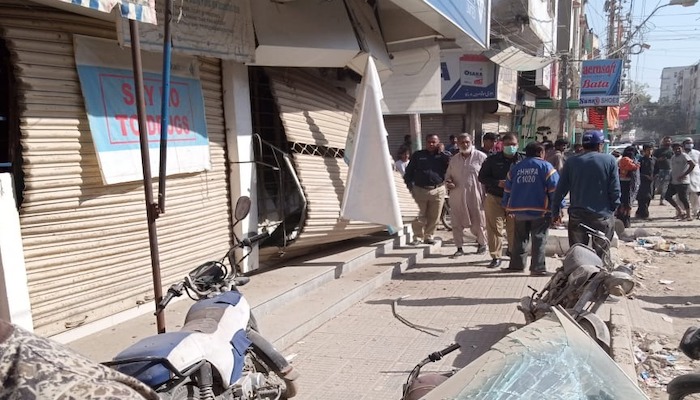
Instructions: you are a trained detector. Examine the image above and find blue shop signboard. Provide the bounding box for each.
[579,59,623,107]
[424,0,490,48]
[441,52,497,102]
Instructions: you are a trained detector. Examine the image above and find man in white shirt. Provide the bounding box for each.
[666,143,695,220]
[682,138,700,218]
[395,148,410,176]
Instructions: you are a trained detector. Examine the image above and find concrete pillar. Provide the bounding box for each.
[222,61,258,272]
[0,173,33,331]
[409,113,422,151]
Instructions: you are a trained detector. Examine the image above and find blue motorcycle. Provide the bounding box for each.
[105,196,298,400]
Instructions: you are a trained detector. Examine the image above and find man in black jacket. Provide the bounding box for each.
[477,133,524,268]
[404,134,451,245]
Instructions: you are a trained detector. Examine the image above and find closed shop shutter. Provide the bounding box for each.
[482,114,499,134]
[384,114,409,159]
[499,114,512,132]
[421,114,464,143]
[0,3,232,336]
[265,68,418,256]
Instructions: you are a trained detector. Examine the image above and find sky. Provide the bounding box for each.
[584,0,700,101]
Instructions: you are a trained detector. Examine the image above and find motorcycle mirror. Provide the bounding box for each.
[234,196,251,222]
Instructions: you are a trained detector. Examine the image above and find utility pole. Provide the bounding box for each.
[558,54,569,138]
[607,0,617,56]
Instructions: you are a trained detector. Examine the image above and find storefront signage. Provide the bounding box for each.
[50,0,156,23]
[74,36,211,185]
[441,52,497,102]
[579,59,622,107]
[117,0,254,61]
[425,0,490,48]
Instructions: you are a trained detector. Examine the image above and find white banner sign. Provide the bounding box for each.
[118,0,254,61]
[74,36,211,185]
[50,0,156,23]
[342,58,403,229]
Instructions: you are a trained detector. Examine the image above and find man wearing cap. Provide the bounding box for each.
[404,133,451,245]
[552,130,620,258]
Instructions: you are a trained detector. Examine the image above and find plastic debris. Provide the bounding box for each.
[659,280,675,285]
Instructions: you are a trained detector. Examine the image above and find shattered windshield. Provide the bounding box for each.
[423,308,648,400]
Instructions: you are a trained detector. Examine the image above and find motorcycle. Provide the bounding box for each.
[104,196,299,400]
[518,223,636,353]
[667,326,700,400]
[400,343,460,400]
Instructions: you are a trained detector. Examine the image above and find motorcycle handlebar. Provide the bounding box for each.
[579,223,607,240]
[241,231,270,248]
[155,281,184,315]
[428,343,461,362]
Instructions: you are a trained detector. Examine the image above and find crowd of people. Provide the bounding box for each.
[398,130,697,275]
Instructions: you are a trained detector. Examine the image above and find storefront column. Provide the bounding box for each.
[222,61,258,272]
[0,173,33,331]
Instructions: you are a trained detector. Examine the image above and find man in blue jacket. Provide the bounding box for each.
[501,142,559,276]
[552,130,620,258]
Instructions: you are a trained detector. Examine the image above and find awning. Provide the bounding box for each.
[484,46,555,72]
[386,0,490,50]
[30,0,156,23]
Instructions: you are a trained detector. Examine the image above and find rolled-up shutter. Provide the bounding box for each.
[421,114,464,141]
[0,2,232,336]
[482,114,499,134]
[384,114,410,159]
[265,68,418,256]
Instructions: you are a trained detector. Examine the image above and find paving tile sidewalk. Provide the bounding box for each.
[282,242,558,400]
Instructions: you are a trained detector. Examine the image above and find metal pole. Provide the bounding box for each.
[607,0,617,56]
[558,54,569,138]
[129,19,166,334]
[409,113,422,151]
[158,0,173,213]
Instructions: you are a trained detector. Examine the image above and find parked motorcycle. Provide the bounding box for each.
[401,343,460,400]
[667,326,700,400]
[104,196,299,400]
[518,223,635,353]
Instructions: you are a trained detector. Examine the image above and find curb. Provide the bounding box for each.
[609,302,639,384]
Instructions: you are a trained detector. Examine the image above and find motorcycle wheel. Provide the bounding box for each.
[577,317,611,354]
[667,373,700,400]
[167,383,200,400]
[247,348,298,399]
[441,202,452,231]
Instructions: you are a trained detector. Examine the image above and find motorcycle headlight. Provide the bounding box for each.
[604,271,635,295]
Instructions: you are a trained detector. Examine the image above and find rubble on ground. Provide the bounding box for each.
[633,331,697,390]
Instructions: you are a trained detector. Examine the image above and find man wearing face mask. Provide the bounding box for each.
[478,133,524,268]
[445,133,488,256]
[682,138,700,219]
[404,133,451,245]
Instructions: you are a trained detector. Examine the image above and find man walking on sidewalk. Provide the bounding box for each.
[502,142,559,276]
[404,134,451,245]
[635,144,656,219]
[478,133,524,268]
[444,133,488,256]
[654,136,673,205]
[666,142,695,220]
[552,130,620,258]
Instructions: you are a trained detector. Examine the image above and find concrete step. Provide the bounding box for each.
[257,242,439,351]
[66,228,438,362]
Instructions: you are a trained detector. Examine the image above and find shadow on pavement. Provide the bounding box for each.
[452,323,515,369]
[638,295,700,320]
[397,269,526,281]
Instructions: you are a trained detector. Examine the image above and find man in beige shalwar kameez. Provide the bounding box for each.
[445,133,488,257]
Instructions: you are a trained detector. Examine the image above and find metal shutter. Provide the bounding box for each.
[0,3,232,336]
[421,114,465,143]
[265,68,418,256]
[482,114,499,134]
[384,114,410,159]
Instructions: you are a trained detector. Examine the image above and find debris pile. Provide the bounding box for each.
[633,332,697,390]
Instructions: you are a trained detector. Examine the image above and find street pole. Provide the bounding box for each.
[558,54,569,139]
[409,113,422,151]
[607,0,617,56]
